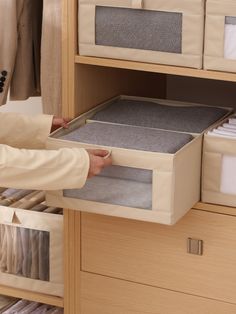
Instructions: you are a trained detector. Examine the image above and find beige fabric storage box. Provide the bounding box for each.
[79,0,204,69]
[202,115,236,207]
[204,0,236,72]
[0,206,63,297]
[46,96,230,225]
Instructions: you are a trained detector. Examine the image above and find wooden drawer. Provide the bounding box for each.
[81,209,236,303]
[81,272,236,314]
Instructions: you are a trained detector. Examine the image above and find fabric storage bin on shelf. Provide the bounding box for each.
[46,96,230,225]
[0,189,63,297]
[202,115,236,207]
[78,0,205,69]
[204,0,236,72]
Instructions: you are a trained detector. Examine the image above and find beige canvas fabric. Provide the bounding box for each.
[46,96,208,225]
[0,112,89,190]
[0,207,63,297]
[79,0,204,68]
[204,0,236,72]
[202,120,236,207]
[47,135,201,225]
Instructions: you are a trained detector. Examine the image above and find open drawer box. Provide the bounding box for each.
[46,96,231,225]
[202,114,236,207]
[0,205,63,297]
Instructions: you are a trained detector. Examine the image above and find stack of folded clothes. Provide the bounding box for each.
[0,299,63,313]
[207,115,236,138]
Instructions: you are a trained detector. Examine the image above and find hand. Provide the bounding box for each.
[51,117,71,132]
[87,149,112,178]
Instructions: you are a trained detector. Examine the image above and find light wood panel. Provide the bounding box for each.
[0,285,63,308]
[81,272,236,314]
[194,202,236,217]
[81,210,236,304]
[72,64,167,118]
[76,55,236,82]
[64,209,76,314]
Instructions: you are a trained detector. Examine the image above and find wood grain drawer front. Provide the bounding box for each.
[81,272,236,314]
[81,210,236,304]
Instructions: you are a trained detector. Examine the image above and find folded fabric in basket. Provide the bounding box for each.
[224,17,236,60]
[64,176,152,209]
[90,99,228,133]
[60,122,193,154]
[221,155,236,195]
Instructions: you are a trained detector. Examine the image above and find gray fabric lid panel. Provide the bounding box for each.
[225,16,236,25]
[60,122,193,153]
[63,176,152,209]
[95,6,182,54]
[91,99,228,133]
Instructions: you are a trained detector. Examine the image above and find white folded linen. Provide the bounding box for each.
[228,117,236,125]
[222,123,236,129]
[208,129,236,137]
[224,24,236,60]
[218,126,236,134]
[221,154,236,195]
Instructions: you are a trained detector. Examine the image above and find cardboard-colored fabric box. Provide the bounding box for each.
[79,0,204,69]
[0,206,63,297]
[202,115,236,207]
[204,0,236,72]
[46,96,230,225]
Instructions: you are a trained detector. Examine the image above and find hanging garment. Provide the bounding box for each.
[12,226,23,275]
[41,0,62,116]
[1,299,30,314]
[20,227,31,277]
[30,229,39,279]
[10,0,43,100]
[0,0,43,106]
[39,231,49,281]
[0,225,7,272]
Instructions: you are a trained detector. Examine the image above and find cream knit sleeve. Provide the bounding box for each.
[0,112,53,149]
[0,144,90,190]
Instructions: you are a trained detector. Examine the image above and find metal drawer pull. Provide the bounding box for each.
[187,238,203,255]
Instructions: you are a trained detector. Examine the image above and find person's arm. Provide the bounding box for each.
[0,145,112,190]
[0,144,89,190]
[0,112,53,149]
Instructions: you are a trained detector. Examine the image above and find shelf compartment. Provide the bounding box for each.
[75,55,236,82]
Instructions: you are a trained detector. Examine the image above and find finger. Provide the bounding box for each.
[90,149,110,157]
[64,117,72,123]
[62,122,69,129]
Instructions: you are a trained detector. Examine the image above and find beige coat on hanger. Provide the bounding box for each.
[0,0,42,106]
[0,113,89,190]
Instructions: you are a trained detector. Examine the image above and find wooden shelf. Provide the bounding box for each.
[75,55,236,82]
[194,202,236,217]
[0,285,63,308]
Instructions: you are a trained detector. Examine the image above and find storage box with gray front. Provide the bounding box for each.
[46,96,230,225]
[79,0,205,68]
[204,0,236,72]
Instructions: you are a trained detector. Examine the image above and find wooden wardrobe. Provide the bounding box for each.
[1,0,236,313]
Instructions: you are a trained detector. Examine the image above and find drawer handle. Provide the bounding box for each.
[187,238,203,255]
[104,149,112,159]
